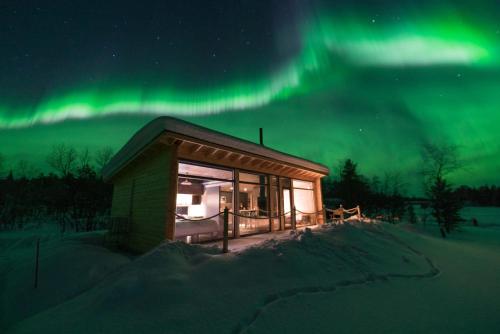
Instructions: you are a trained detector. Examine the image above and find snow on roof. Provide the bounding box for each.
[102,116,329,180]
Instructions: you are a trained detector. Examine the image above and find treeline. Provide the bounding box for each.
[322,159,407,222]
[0,145,114,231]
[455,185,500,206]
[324,144,499,238]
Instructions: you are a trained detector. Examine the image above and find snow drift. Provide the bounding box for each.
[1,207,499,334]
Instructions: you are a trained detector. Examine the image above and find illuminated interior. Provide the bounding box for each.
[174,162,234,243]
[174,161,318,243]
[238,172,269,235]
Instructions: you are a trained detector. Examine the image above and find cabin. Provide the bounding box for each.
[102,117,329,253]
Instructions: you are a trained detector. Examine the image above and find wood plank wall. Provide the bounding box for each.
[314,177,324,224]
[110,144,176,253]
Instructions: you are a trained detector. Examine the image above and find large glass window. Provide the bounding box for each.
[293,179,316,227]
[292,179,313,190]
[174,162,320,242]
[238,172,269,235]
[175,162,234,243]
[239,172,268,184]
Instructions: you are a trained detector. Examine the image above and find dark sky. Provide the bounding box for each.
[1,0,500,193]
[1,0,297,98]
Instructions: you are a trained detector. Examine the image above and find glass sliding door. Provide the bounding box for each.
[175,162,234,243]
[292,179,316,227]
[238,172,270,235]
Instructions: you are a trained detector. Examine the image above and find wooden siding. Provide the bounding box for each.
[314,177,325,224]
[110,144,177,253]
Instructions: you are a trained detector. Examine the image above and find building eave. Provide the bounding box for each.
[102,116,329,181]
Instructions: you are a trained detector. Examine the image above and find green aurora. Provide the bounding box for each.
[1,2,500,193]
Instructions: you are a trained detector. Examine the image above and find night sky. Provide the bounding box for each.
[1,0,499,193]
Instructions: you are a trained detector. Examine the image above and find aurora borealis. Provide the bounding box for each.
[1,0,500,192]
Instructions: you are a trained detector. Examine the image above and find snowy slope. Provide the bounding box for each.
[2,207,500,334]
[0,229,130,330]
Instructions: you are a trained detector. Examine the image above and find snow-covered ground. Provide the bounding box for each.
[1,207,499,333]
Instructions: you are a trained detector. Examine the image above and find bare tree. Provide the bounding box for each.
[421,143,463,236]
[0,153,4,178]
[94,147,114,173]
[382,171,407,222]
[46,144,77,177]
[382,171,407,196]
[421,143,462,185]
[78,147,92,169]
[15,160,39,179]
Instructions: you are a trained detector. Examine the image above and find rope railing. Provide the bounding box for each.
[324,205,362,225]
[173,210,294,221]
[295,208,324,215]
[171,205,361,226]
[173,212,223,222]
[166,204,363,254]
[325,208,356,214]
[228,211,292,219]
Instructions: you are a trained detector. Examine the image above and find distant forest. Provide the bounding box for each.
[322,160,500,210]
[0,144,499,232]
[0,145,114,231]
[454,186,500,207]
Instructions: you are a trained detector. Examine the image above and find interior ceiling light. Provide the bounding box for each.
[181,179,192,186]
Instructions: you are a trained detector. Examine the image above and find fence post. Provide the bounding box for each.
[34,238,40,288]
[357,205,361,220]
[322,204,327,224]
[223,208,229,253]
[292,206,297,230]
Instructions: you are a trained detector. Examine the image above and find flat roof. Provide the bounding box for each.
[102,116,329,180]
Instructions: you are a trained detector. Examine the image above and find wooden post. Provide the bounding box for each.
[34,238,40,288]
[223,207,229,253]
[277,177,284,231]
[322,204,327,224]
[289,184,295,229]
[314,177,324,224]
[267,175,273,232]
[357,205,361,220]
[234,169,240,238]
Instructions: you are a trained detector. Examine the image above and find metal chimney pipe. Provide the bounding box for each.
[259,128,264,146]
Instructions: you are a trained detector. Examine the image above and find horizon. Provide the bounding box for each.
[1,0,500,194]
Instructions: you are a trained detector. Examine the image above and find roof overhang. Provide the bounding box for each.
[102,117,329,181]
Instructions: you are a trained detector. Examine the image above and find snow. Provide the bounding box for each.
[1,207,500,333]
[0,228,130,330]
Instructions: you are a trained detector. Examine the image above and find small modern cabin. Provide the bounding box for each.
[103,117,329,253]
